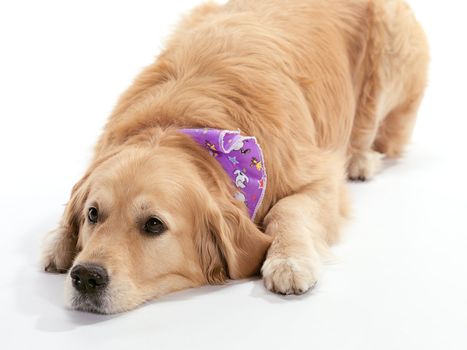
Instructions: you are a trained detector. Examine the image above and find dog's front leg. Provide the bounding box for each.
[261,169,347,295]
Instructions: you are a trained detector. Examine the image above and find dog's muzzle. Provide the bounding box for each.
[68,263,110,313]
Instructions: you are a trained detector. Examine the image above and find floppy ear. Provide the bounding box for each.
[41,177,88,273]
[197,198,272,283]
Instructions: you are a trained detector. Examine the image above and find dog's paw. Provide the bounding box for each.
[348,150,383,181]
[42,260,67,274]
[261,257,318,295]
[41,252,67,274]
[40,228,71,274]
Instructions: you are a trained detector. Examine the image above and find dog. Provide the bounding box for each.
[41,0,429,313]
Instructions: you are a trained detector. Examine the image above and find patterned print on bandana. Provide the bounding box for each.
[181,128,267,220]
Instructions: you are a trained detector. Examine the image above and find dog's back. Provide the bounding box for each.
[106,0,427,152]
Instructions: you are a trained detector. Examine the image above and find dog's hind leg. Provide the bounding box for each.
[348,0,428,179]
[347,128,384,182]
[347,77,385,181]
[373,93,424,158]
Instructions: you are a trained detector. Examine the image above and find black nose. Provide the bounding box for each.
[70,264,109,293]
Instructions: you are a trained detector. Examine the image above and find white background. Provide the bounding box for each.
[1,1,466,349]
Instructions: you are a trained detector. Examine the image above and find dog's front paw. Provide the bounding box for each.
[40,227,73,274]
[42,260,67,274]
[347,150,383,181]
[261,257,317,295]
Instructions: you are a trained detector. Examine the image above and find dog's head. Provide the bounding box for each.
[44,132,271,313]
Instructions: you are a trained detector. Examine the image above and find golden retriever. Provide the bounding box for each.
[41,0,428,313]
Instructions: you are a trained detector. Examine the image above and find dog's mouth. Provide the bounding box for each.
[70,292,110,314]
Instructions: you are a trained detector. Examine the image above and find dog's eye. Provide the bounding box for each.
[143,217,166,236]
[88,207,99,224]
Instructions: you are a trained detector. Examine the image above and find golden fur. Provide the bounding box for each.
[42,0,428,313]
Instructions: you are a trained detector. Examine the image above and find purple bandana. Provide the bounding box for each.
[181,128,267,220]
